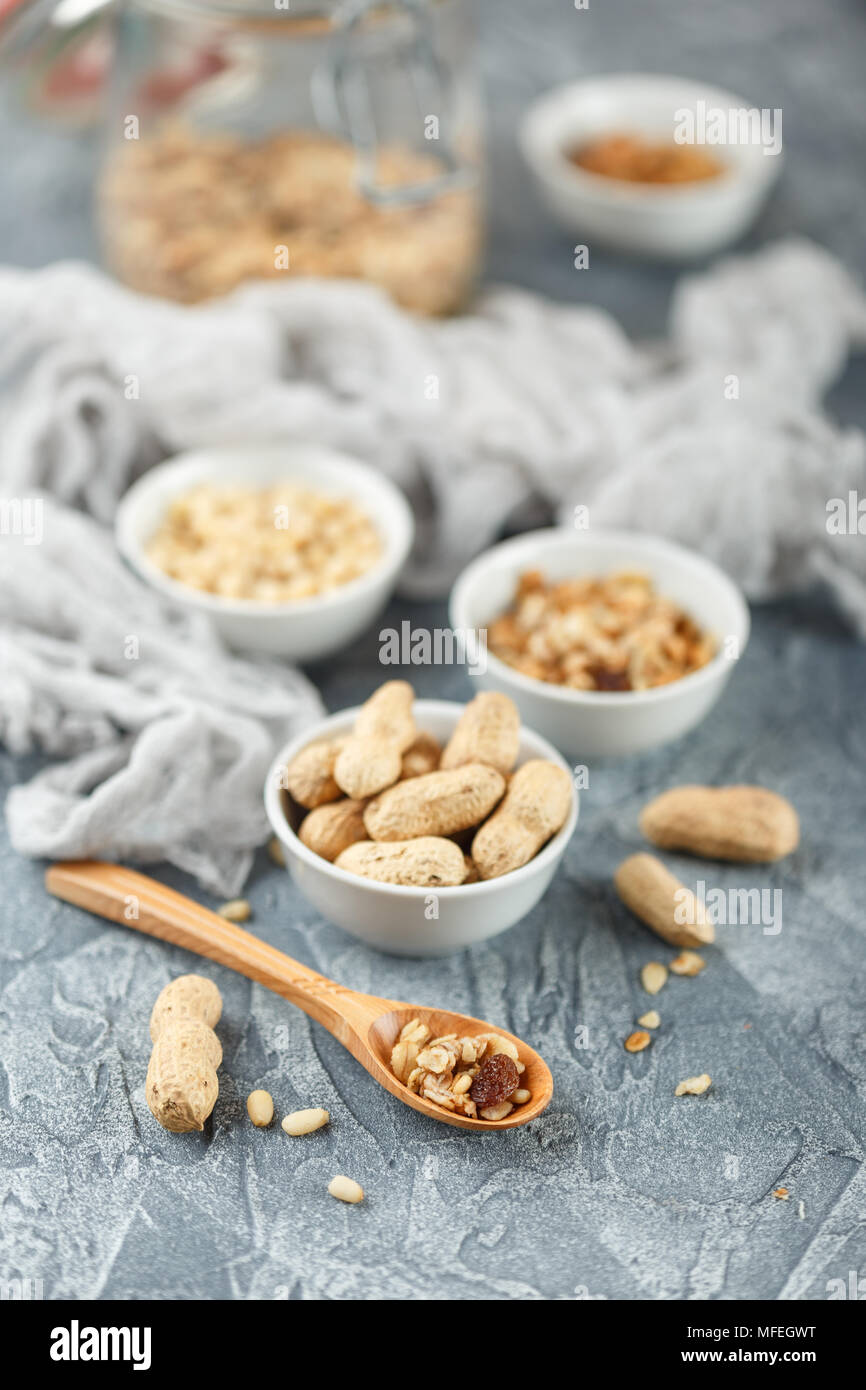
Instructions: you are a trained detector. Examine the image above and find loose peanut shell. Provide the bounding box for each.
[149,973,222,1044]
[640,785,799,862]
[334,681,415,799]
[146,975,223,1133]
[615,853,715,948]
[299,798,368,862]
[439,692,520,776]
[471,759,572,880]
[335,836,467,887]
[284,739,343,809]
[146,1019,222,1133]
[364,763,505,842]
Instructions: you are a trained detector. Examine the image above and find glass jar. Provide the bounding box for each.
[98,0,483,314]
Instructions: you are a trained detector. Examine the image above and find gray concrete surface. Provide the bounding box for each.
[1,597,865,1300]
[0,0,864,1301]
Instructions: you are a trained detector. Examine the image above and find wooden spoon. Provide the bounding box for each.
[45,861,553,1133]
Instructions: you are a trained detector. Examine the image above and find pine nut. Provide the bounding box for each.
[328,1175,364,1204]
[281,1107,330,1136]
[675,1073,712,1096]
[512,1088,531,1104]
[670,950,706,976]
[246,1090,274,1127]
[217,898,251,922]
[640,960,668,995]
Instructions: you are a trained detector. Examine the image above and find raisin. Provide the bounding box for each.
[470,1053,519,1108]
[589,665,631,691]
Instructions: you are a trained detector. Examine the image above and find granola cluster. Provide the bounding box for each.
[487,569,714,692]
[100,124,481,315]
[146,481,382,602]
[391,1018,530,1121]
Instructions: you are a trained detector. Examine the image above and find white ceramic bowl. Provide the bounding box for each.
[115,444,414,661]
[519,75,782,260]
[265,700,579,957]
[450,528,750,760]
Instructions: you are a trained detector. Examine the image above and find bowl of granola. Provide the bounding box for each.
[449,528,750,758]
[116,443,414,660]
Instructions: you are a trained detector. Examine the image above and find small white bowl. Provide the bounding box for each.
[519,74,782,260]
[115,444,414,661]
[449,528,750,760]
[265,700,579,957]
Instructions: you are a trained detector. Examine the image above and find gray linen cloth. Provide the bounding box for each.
[0,506,323,894]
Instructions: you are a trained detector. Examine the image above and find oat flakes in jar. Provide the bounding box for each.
[98,0,484,314]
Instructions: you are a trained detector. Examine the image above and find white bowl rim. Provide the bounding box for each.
[449,526,751,709]
[115,443,415,619]
[520,72,782,207]
[264,698,579,900]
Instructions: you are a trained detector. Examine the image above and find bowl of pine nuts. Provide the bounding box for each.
[115,443,414,660]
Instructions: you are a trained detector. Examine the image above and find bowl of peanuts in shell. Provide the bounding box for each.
[265,683,578,956]
[115,443,414,660]
[450,527,750,759]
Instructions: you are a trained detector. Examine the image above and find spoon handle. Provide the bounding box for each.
[45,860,390,1043]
